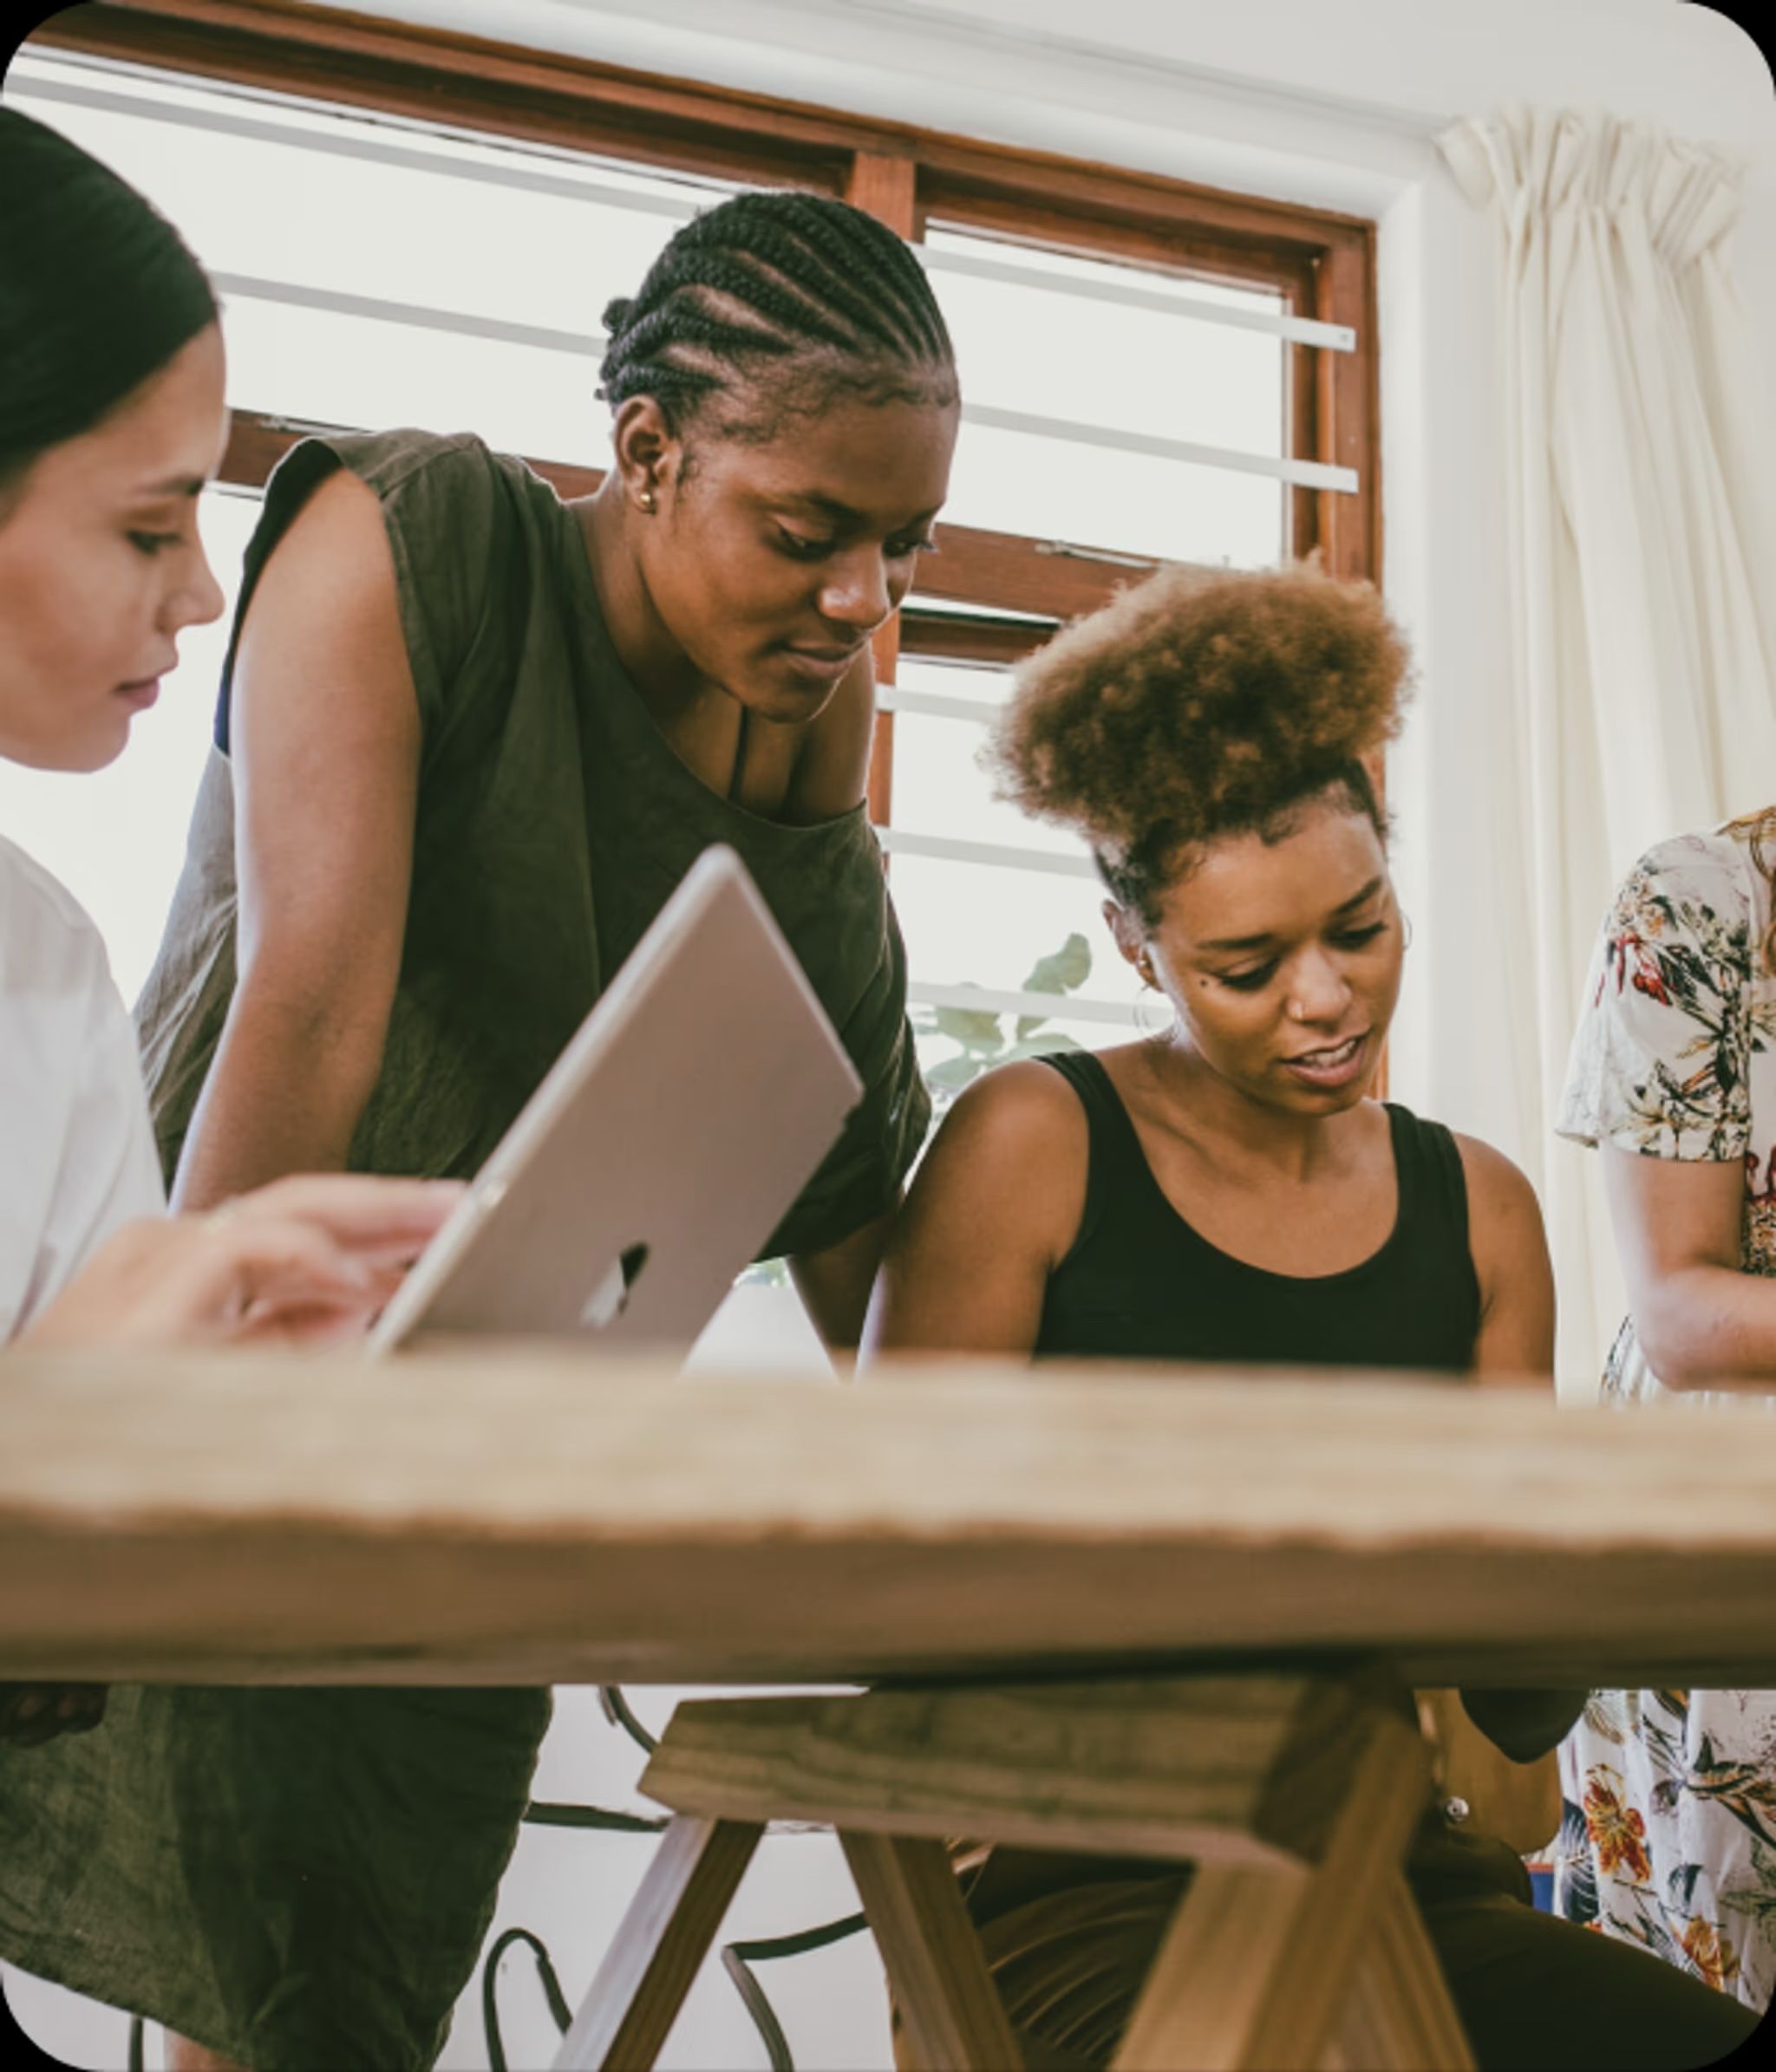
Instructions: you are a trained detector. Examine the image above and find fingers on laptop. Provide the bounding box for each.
[23,1176,463,1350]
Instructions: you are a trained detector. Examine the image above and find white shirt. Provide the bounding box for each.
[0,832,164,1341]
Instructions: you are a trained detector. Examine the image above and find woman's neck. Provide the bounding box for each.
[576,485,715,731]
[1134,1034,1368,1184]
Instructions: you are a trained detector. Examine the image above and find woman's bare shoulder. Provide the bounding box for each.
[944,1056,1091,1137]
[1449,1129,1547,1250]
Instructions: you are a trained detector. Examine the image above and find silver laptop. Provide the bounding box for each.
[368,845,863,1356]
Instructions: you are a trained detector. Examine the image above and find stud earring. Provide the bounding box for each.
[637,488,656,514]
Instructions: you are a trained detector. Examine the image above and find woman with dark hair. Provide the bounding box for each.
[0,86,459,1973]
[865,561,1760,2069]
[0,104,460,1426]
[3,173,960,2069]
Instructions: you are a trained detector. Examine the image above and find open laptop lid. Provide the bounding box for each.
[369,844,864,1356]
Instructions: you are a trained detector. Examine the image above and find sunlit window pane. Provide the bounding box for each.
[6,54,728,348]
[927,227,1281,312]
[940,419,1285,568]
[924,225,1285,461]
[218,296,612,466]
[886,694,1081,860]
[889,851,1141,1010]
[891,651,1026,708]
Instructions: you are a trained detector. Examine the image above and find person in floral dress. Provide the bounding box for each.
[1555,814,1776,2014]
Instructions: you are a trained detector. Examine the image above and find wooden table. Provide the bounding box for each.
[9,1345,1773,2070]
[4,1344,1774,1690]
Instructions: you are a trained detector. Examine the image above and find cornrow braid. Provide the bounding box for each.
[771,194,946,360]
[597,188,956,436]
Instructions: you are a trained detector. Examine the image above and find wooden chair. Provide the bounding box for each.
[550,1670,1476,2072]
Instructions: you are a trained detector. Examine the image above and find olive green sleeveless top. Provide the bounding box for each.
[135,427,928,1254]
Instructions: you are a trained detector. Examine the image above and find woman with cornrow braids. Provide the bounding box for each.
[14,188,958,2072]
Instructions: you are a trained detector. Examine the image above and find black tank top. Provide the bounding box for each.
[1033,1050,1481,1372]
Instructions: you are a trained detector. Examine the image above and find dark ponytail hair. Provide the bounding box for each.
[597,187,956,439]
[0,108,218,489]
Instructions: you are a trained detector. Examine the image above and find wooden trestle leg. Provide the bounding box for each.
[838,1830,1022,2070]
[1113,1723,1472,2071]
[555,1672,1476,2072]
[551,1814,763,2070]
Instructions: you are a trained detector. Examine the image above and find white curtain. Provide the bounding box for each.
[1436,108,1776,1391]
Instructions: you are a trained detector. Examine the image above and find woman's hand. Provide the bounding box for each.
[4,1185,458,1749]
[4,1176,460,1749]
[0,1682,107,1749]
[23,1173,463,1351]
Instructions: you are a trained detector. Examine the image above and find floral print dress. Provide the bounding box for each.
[1554,824,1776,2012]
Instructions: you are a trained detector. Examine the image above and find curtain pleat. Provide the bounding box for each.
[1438,108,1776,1387]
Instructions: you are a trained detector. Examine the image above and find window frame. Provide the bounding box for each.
[29,1,1383,657]
[24,0,1381,1048]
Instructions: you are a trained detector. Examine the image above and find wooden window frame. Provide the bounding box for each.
[27,0,1381,806]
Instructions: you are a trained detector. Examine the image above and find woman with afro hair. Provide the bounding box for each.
[864,561,1758,2070]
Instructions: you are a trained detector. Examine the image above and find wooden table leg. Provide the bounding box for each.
[551,1814,764,2071]
[1336,1870,1475,2072]
[839,1830,1022,2072]
[1111,1861,1312,2071]
[1115,1720,1432,2070]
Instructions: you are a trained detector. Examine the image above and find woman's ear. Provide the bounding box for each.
[610,395,680,512]
[1104,899,1149,980]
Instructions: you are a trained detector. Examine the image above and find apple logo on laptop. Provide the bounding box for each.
[579,1242,650,1330]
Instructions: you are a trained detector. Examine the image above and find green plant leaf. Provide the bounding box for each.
[1006,1029,1082,1059]
[1022,932,1093,998]
[1015,932,1093,1037]
[931,997,1005,1049]
[924,1053,985,1092]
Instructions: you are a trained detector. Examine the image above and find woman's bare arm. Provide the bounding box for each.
[862,1062,1086,1360]
[790,1211,892,1355]
[1455,1133,1557,1385]
[1603,1145,1776,1390]
[173,471,421,1209]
